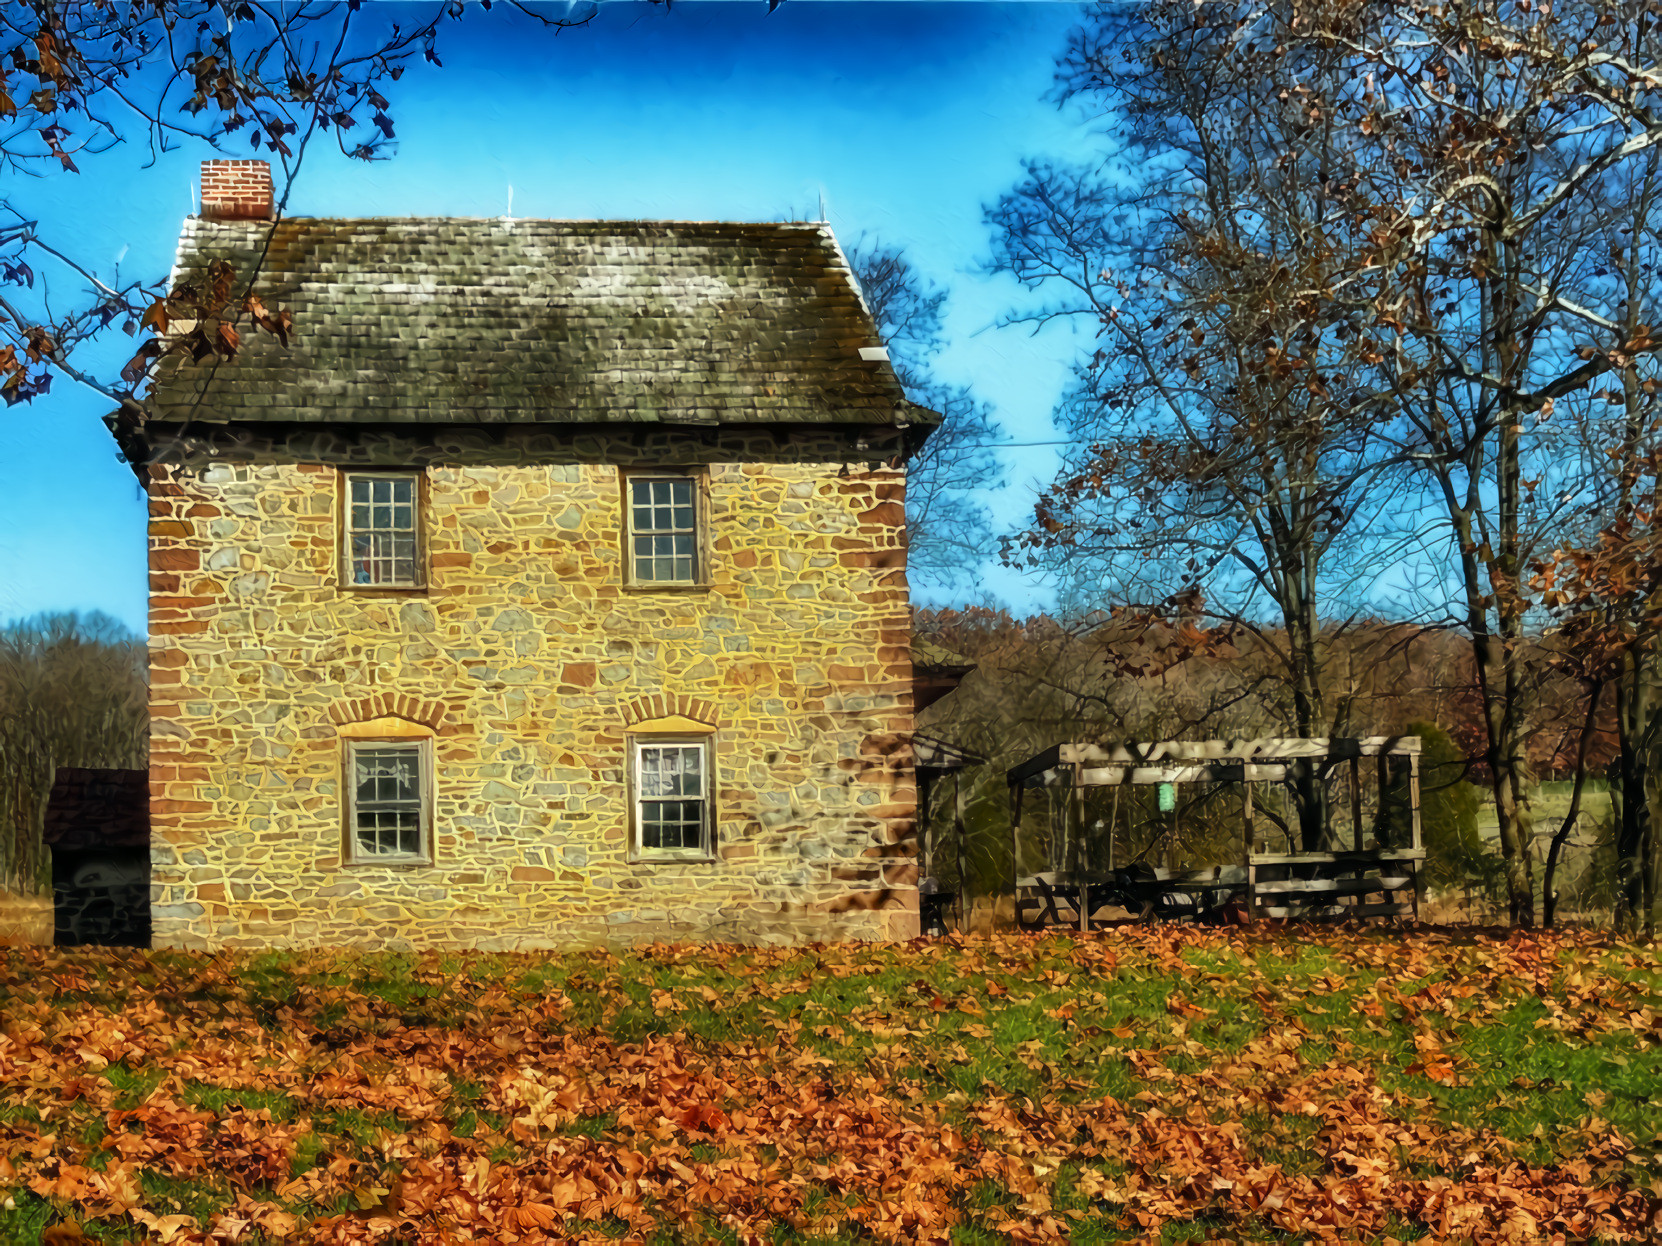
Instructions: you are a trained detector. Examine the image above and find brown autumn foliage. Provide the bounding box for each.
[3,929,1661,1242]
[916,607,1612,784]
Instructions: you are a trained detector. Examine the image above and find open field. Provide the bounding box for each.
[1473,780,1613,865]
[2,928,1661,1243]
[0,890,51,947]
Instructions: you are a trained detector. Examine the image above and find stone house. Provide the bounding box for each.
[108,160,937,950]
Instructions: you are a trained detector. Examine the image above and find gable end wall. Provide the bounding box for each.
[146,443,917,950]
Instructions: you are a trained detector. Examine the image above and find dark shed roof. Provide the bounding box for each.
[43,769,150,851]
[146,218,929,429]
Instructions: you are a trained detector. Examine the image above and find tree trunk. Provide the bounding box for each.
[1281,539,1329,853]
[1543,680,1603,928]
[1474,631,1536,925]
[1614,663,1652,934]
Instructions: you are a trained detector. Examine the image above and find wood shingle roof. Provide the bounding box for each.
[146,218,929,429]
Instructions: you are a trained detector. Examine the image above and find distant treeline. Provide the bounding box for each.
[0,613,147,893]
[916,608,1610,781]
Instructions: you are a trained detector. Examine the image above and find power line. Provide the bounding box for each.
[949,438,1075,448]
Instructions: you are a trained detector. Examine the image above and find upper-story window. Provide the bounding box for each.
[344,471,423,589]
[625,472,701,586]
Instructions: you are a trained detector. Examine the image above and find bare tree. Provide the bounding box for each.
[992,0,1662,926]
[984,3,1403,850]
[1297,0,1662,925]
[848,240,1004,590]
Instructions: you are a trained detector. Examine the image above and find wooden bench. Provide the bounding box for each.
[1245,849,1423,920]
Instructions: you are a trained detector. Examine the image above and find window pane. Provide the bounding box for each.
[642,800,702,850]
[638,744,705,852]
[639,747,666,797]
[629,477,697,582]
[675,746,702,796]
[350,478,371,506]
[356,808,421,857]
[352,747,423,858]
[350,535,373,584]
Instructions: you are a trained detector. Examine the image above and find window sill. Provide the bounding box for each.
[622,582,713,594]
[338,584,429,596]
[344,856,433,869]
[629,852,717,866]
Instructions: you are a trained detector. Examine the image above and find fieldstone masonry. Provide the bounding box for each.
[145,432,920,950]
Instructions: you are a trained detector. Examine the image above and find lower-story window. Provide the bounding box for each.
[346,740,430,863]
[632,738,712,858]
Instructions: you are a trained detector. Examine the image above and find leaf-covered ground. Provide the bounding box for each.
[2,927,1661,1244]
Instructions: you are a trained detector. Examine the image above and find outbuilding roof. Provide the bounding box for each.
[145,218,929,430]
[42,769,150,852]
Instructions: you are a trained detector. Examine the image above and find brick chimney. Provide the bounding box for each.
[200,160,273,221]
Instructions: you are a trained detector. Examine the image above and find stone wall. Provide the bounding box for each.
[145,428,918,950]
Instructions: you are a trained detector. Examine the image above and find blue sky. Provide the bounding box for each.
[0,2,1097,636]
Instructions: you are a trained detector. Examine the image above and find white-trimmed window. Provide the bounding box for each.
[345,740,431,863]
[344,472,423,588]
[626,473,700,585]
[631,738,712,858]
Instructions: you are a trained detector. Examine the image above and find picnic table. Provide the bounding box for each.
[1017,865,1248,931]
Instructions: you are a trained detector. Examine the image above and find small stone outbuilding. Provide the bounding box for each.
[44,768,152,948]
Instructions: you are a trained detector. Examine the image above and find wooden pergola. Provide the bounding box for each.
[1005,736,1425,927]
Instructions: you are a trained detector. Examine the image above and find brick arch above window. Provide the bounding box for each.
[621,694,720,732]
[329,693,445,735]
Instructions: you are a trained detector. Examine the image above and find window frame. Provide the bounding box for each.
[628,734,715,863]
[339,468,427,592]
[620,468,709,590]
[342,737,434,867]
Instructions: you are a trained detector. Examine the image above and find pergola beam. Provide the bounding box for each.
[1008,737,1420,789]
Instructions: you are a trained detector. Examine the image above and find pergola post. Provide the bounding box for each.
[1408,749,1423,922]
[1242,776,1255,922]
[1009,780,1025,930]
[1349,757,1364,916]
[953,770,967,932]
[1350,758,1363,851]
[918,770,935,884]
[1107,786,1120,875]
[1073,763,1088,933]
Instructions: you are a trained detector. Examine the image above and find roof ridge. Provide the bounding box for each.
[185,216,834,227]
